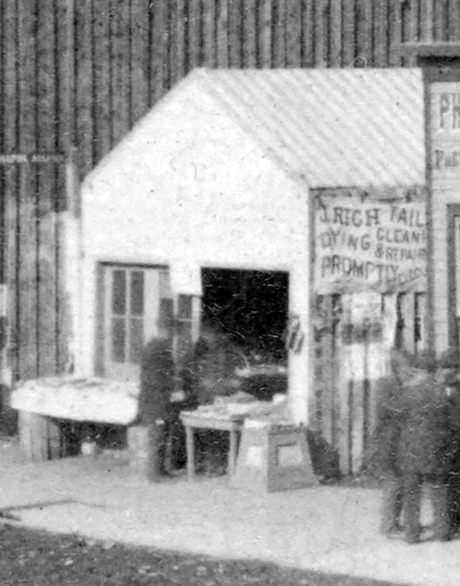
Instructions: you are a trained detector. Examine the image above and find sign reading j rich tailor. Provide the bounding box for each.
[431,83,460,175]
[315,191,426,294]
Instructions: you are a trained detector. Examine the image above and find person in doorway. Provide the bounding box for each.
[375,348,412,538]
[180,325,244,475]
[138,337,175,482]
[398,350,453,544]
[437,349,460,536]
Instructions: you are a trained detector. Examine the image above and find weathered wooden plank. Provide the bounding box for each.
[258,0,272,68]
[111,0,131,144]
[273,0,286,67]
[3,1,18,154]
[37,180,59,376]
[243,0,257,67]
[203,0,217,68]
[314,0,327,68]
[18,0,36,153]
[56,0,73,153]
[410,0,420,43]
[124,0,134,123]
[3,1,19,382]
[388,0,403,66]
[286,0,302,67]
[356,0,372,67]
[315,296,334,445]
[448,0,460,40]
[17,163,38,380]
[228,0,243,68]
[342,0,356,67]
[217,0,229,68]
[36,1,58,376]
[52,1,69,373]
[93,1,112,163]
[131,0,149,122]
[187,0,201,71]
[351,381,365,474]
[433,0,447,42]
[0,1,4,157]
[150,0,169,103]
[75,0,94,174]
[176,0,187,80]
[374,0,388,67]
[169,0,180,85]
[5,166,19,382]
[36,0,58,150]
[330,0,342,67]
[400,0,415,66]
[17,1,39,380]
[301,0,315,67]
[425,0,434,42]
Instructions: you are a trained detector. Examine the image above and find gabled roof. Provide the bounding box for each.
[192,68,425,189]
[84,67,425,191]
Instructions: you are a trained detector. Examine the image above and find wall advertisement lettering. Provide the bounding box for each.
[431,83,460,176]
[314,195,427,294]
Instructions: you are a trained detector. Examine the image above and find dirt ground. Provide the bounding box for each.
[0,523,409,586]
[1,439,460,586]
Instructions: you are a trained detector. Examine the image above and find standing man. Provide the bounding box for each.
[375,348,412,537]
[399,350,453,544]
[138,337,175,482]
[438,349,460,536]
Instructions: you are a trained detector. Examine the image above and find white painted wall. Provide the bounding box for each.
[76,82,313,423]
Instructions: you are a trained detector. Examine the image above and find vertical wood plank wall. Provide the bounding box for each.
[0,0,457,384]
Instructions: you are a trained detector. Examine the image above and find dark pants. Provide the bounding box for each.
[403,473,450,543]
[380,472,403,535]
[146,420,170,482]
[195,430,229,475]
[448,472,460,532]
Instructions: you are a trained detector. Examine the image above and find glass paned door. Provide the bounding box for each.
[103,266,172,382]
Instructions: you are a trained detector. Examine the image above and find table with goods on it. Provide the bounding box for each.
[180,389,291,481]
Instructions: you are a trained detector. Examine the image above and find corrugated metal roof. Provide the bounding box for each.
[192,68,425,189]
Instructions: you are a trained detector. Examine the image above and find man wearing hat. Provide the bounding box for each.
[138,337,176,482]
[398,349,453,543]
[438,348,460,535]
[374,348,413,537]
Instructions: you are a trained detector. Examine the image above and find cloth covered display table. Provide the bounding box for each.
[11,376,139,425]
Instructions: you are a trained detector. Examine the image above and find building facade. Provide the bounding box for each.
[1,0,460,471]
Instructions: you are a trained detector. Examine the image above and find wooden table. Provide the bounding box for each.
[180,411,245,481]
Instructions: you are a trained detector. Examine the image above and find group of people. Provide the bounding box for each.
[137,328,243,482]
[376,347,460,544]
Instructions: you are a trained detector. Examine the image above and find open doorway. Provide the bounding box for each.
[201,268,289,400]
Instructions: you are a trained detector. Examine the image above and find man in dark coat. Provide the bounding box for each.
[439,348,460,535]
[180,327,244,474]
[398,350,453,544]
[375,348,412,537]
[138,337,175,482]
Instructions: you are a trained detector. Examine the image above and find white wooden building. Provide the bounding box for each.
[60,68,428,472]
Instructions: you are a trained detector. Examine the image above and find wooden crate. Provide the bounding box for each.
[231,423,318,493]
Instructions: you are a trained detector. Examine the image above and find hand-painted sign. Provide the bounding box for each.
[431,83,460,176]
[315,194,427,294]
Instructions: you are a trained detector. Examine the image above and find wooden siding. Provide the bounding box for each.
[0,0,456,383]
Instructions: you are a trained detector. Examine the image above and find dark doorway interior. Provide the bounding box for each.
[200,268,289,400]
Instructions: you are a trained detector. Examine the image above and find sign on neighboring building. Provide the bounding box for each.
[314,190,427,294]
[431,83,460,176]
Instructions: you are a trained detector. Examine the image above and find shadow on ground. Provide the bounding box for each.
[0,523,413,586]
